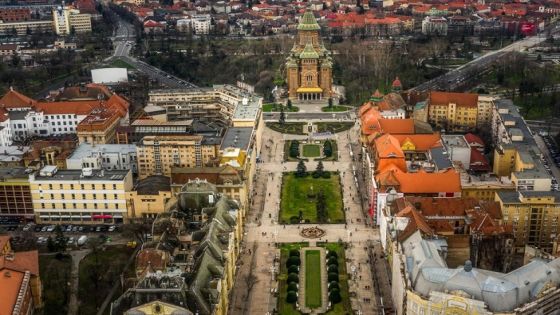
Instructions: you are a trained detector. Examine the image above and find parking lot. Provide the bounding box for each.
[536,133,560,191]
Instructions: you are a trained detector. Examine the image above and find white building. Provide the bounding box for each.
[0,109,12,146]
[441,134,471,169]
[177,14,211,35]
[8,109,84,141]
[66,143,138,173]
[422,16,448,35]
[53,6,92,35]
[380,108,406,119]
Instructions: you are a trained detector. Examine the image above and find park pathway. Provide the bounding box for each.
[298,247,328,314]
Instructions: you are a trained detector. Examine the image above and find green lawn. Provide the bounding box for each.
[321,105,350,112]
[263,103,299,112]
[78,245,135,314]
[280,173,344,224]
[267,122,306,135]
[305,250,323,308]
[278,243,308,315]
[39,254,72,315]
[109,58,136,70]
[316,122,354,134]
[302,144,321,157]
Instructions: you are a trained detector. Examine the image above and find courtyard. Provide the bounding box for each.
[284,140,338,162]
[279,172,345,224]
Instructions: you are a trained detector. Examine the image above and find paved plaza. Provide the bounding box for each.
[228,116,393,315]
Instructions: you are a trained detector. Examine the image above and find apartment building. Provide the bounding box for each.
[0,108,11,146]
[76,108,121,145]
[496,190,560,253]
[492,99,551,191]
[136,135,220,179]
[52,6,91,35]
[147,84,262,126]
[427,91,479,132]
[0,20,53,35]
[29,166,133,224]
[0,168,34,221]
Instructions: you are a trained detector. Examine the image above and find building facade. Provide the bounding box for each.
[0,168,34,220]
[496,191,560,253]
[29,166,132,224]
[427,92,479,132]
[52,6,91,35]
[65,143,137,174]
[126,175,173,222]
[136,135,220,179]
[286,10,333,101]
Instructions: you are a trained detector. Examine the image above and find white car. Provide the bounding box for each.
[46,225,55,232]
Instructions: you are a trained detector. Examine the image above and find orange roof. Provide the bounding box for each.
[429,91,478,108]
[0,89,36,109]
[392,133,442,151]
[359,103,372,117]
[395,205,435,241]
[0,268,25,315]
[377,168,461,194]
[378,118,415,134]
[35,100,102,115]
[0,108,7,122]
[0,251,39,276]
[464,133,484,147]
[360,108,382,135]
[374,134,404,159]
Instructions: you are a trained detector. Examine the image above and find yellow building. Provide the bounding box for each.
[286,10,333,101]
[53,6,92,35]
[406,290,491,315]
[427,91,479,132]
[136,135,220,179]
[460,173,515,201]
[0,20,53,36]
[29,166,132,224]
[126,176,174,223]
[496,190,560,253]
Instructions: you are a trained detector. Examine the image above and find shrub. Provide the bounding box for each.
[287,273,299,283]
[327,257,338,266]
[323,140,333,157]
[286,291,298,303]
[312,171,321,178]
[288,265,299,273]
[328,264,339,273]
[329,281,340,291]
[289,216,299,224]
[287,282,298,292]
[329,289,342,304]
[289,249,300,257]
[328,272,339,282]
[321,171,331,178]
[286,256,301,267]
[327,251,338,259]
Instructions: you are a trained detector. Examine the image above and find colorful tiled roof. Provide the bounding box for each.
[297,10,320,30]
[299,43,320,59]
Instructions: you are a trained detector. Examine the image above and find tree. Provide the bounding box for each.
[47,236,56,252]
[323,140,333,157]
[279,106,286,125]
[328,97,333,109]
[289,140,299,158]
[296,160,307,177]
[287,99,292,110]
[315,161,324,176]
[53,225,66,252]
[316,189,327,222]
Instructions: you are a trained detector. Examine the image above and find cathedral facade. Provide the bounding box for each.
[286,11,333,101]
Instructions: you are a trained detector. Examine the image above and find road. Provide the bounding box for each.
[410,28,557,92]
[534,134,560,181]
[110,16,197,89]
[262,111,355,122]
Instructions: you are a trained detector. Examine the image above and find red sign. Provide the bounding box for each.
[92,214,113,219]
[521,22,536,35]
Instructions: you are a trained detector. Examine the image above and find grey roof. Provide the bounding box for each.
[429,147,453,170]
[497,190,560,203]
[134,176,171,195]
[67,143,136,160]
[220,127,252,151]
[7,110,29,120]
[33,168,130,181]
[403,231,560,312]
[0,167,29,180]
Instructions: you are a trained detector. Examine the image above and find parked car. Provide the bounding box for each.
[77,235,88,246]
[108,225,116,232]
[46,225,55,232]
[67,237,75,245]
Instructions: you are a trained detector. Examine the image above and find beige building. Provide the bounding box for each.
[496,190,560,253]
[0,20,53,36]
[427,91,480,132]
[29,166,132,224]
[53,6,92,35]
[126,176,174,222]
[136,135,220,179]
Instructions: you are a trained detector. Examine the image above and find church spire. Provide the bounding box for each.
[297,10,320,31]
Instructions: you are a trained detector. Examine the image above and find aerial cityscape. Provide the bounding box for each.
[1,0,560,315]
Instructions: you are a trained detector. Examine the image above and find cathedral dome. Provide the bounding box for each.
[297,10,320,31]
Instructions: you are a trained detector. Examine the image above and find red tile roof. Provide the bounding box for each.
[0,89,36,109]
[464,133,484,147]
[429,91,479,108]
[0,250,39,276]
[377,168,461,194]
[378,118,415,134]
